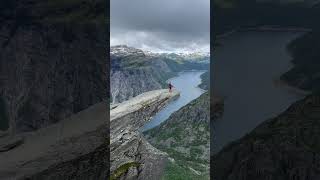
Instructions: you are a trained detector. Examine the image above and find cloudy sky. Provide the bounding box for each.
[111,0,210,53]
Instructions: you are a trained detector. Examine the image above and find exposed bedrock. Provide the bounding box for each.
[110,89,179,180]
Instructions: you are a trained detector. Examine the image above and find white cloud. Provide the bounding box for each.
[111,0,210,53]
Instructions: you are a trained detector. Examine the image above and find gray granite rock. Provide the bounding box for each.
[110,89,179,180]
[0,0,107,134]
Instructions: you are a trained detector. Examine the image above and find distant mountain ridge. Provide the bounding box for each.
[110,45,209,104]
[111,45,145,57]
[111,45,210,62]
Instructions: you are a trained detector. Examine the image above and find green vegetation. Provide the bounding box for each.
[110,162,140,180]
[144,93,210,179]
[163,59,208,73]
[0,96,9,131]
[162,161,208,180]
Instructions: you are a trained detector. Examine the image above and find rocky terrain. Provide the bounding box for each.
[110,45,209,104]
[0,0,107,133]
[212,93,320,180]
[110,89,179,180]
[144,92,223,179]
[0,89,178,179]
[0,101,109,180]
[110,45,173,104]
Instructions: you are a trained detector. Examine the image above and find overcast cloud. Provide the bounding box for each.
[111,0,210,53]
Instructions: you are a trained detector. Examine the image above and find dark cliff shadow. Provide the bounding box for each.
[211,1,320,179]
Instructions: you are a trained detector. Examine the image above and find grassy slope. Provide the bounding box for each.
[162,161,208,180]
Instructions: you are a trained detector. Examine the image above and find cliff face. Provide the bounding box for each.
[0,0,107,133]
[110,46,172,104]
[212,94,320,180]
[110,89,179,180]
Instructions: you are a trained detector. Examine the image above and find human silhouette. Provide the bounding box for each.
[168,82,174,92]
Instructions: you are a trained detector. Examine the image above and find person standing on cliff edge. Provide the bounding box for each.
[168,82,174,92]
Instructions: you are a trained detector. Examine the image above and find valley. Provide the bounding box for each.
[211,0,320,179]
[110,45,212,179]
[212,31,305,153]
[110,45,209,104]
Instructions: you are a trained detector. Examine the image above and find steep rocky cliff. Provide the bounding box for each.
[110,89,179,180]
[0,0,107,133]
[110,46,173,104]
[212,94,320,180]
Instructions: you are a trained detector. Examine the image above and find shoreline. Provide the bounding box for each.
[142,70,206,132]
[216,27,310,98]
[274,77,310,96]
[212,32,308,153]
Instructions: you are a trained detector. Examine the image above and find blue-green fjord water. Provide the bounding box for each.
[142,70,206,131]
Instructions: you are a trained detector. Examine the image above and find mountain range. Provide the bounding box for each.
[110,45,209,104]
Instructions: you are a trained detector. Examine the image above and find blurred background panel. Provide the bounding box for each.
[211,0,320,179]
[0,0,109,179]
